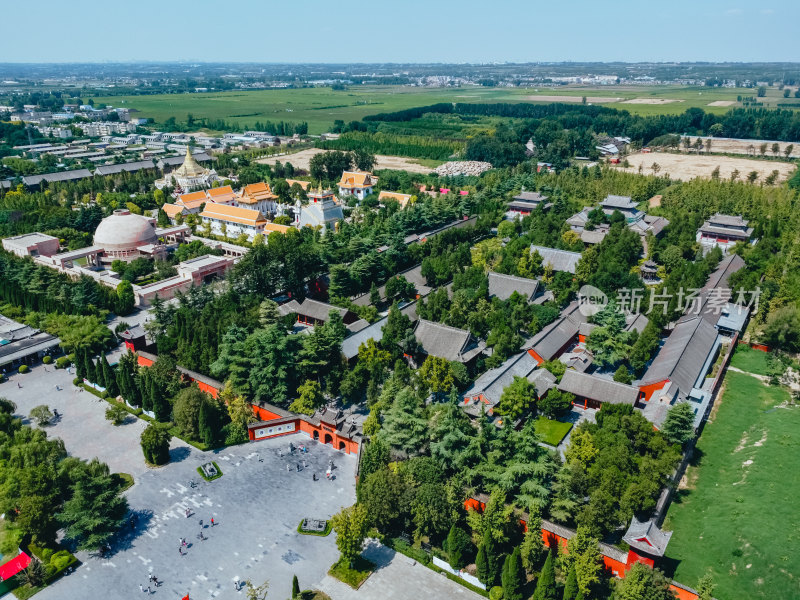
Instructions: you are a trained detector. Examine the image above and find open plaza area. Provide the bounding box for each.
[1,364,356,600]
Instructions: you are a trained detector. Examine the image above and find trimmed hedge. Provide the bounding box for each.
[18,365,29,374]
[42,356,52,365]
[197,461,223,482]
[297,520,332,537]
[55,356,70,369]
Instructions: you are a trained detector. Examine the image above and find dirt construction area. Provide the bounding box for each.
[616,151,797,183]
[682,135,800,158]
[257,148,437,174]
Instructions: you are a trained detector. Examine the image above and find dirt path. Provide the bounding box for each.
[256,148,437,174]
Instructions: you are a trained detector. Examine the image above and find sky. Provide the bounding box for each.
[2,0,799,63]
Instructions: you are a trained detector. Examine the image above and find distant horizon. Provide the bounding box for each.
[2,0,799,64]
[2,60,800,67]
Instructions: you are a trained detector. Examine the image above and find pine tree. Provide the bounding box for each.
[291,574,300,599]
[533,549,557,600]
[446,524,473,570]
[562,565,578,600]
[501,547,524,600]
[152,380,171,422]
[101,355,118,396]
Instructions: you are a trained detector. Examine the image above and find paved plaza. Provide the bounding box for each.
[317,540,483,600]
[1,364,356,600]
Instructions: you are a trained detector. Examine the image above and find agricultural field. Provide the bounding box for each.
[91,84,796,135]
[663,370,800,600]
[257,148,441,174]
[616,150,797,183]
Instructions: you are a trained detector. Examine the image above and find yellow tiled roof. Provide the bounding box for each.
[200,203,267,227]
[264,223,292,234]
[178,190,207,204]
[162,203,185,218]
[240,182,277,203]
[286,179,311,191]
[338,171,374,188]
[207,185,236,201]
[378,191,412,206]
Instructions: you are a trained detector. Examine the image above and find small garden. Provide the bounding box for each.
[533,416,573,447]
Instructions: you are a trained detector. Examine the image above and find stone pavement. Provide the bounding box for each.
[2,362,154,476]
[1,365,356,600]
[316,540,483,600]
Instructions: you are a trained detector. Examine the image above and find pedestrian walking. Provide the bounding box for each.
[210,517,215,527]
[312,473,317,481]
[296,463,300,472]
[303,459,307,468]
[199,519,203,527]
[234,576,240,591]
[17,382,21,389]
[139,584,145,593]
[278,449,282,457]
[286,464,290,472]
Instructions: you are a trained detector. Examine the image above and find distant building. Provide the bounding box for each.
[462,351,556,418]
[298,190,344,230]
[155,147,218,191]
[0,315,61,371]
[529,245,582,274]
[93,209,162,264]
[412,319,485,365]
[696,213,753,253]
[237,182,278,215]
[2,233,60,258]
[378,190,412,208]
[338,171,375,200]
[508,190,551,215]
[487,271,540,302]
[558,370,640,410]
[285,179,312,191]
[206,185,237,205]
[199,203,267,241]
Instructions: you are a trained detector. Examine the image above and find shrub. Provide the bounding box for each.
[49,550,74,572]
[140,423,172,465]
[18,364,29,374]
[29,405,54,426]
[42,355,53,365]
[489,586,504,600]
[73,377,82,386]
[55,356,71,369]
[105,404,128,426]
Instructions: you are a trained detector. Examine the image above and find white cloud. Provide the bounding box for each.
[760,8,775,15]
[725,8,743,15]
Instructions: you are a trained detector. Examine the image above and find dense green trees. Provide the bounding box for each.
[331,504,369,568]
[140,424,171,465]
[58,459,129,550]
[660,402,696,446]
[0,402,127,548]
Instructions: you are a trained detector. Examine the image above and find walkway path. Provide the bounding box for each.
[316,540,483,600]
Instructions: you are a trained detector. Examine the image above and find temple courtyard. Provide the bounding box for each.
[3,363,356,600]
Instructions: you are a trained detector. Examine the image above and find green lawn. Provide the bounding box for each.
[93,84,774,136]
[328,556,375,589]
[662,371,800,599]
[534,417,573,447]
[730,344,772,376]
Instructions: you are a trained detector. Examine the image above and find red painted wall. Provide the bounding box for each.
[639,379,669,402]
[195,380,220,399]
[527,348,545,365]
[253,406,283,422]
[136,354,155,368]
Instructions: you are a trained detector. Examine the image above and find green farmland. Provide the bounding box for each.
[662,370,800,600]
[92,84,772,135]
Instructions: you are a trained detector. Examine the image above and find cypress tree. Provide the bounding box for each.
[562,565,578,600]
[75,349,86,381]
[475,543,489,586]
[481,529,499,586]
[291,575,300,598]
[502,547,524,600]
[141,373,153,412]
[85,352,97,384]
[533,549,557,600]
